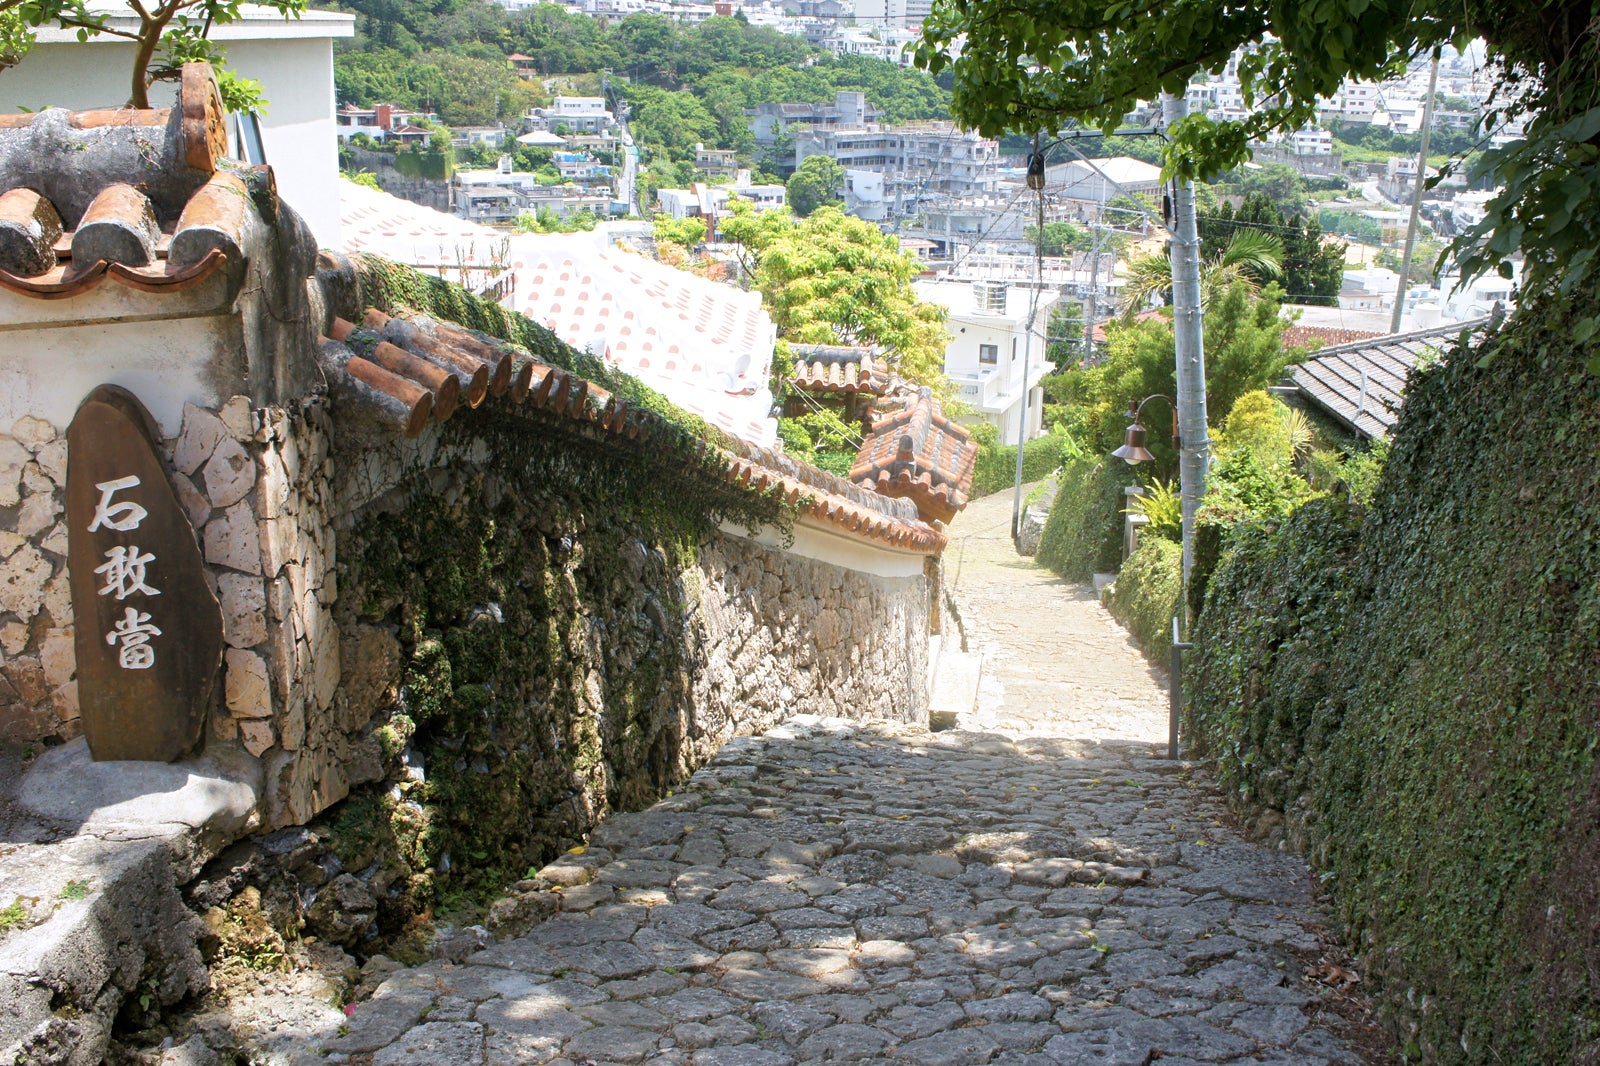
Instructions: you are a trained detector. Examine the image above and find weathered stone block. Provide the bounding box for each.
[0,541,52,616]
[9,415,55,446]
[340,624,400,731]
[173,404,227,475]
[240,718,275,756]
[218,573,268,650]
[38,626,74,688]
[169,473,212,530]
[218,395,254,441]
[224,648,272,719]
[203,502,261,575]
[16,488,61,539]
[203,435,256,509]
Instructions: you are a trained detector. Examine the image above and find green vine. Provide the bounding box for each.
[1185,298,1600,1062]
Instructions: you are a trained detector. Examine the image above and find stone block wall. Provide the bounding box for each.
[1,386,932,867]
[688,535,928,745]
[296,404,932,910]
[0,416,76,743]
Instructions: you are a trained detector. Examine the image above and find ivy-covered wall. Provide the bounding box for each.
[1034,456,1137,582]
[1103,537,1183,662]
[1186,305,1600,1063]
[322,402,931,921]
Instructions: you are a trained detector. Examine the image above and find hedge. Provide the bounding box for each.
[970,434,1066,498]
[1104,537,1183,662]
[1035,456,1138,582]
[1184,301,1600,1063]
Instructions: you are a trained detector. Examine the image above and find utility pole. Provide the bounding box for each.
[1084,225,1104,363]
[1392,54,1440,335]
[1161,93,1210,588]
[1011,172,1046,544]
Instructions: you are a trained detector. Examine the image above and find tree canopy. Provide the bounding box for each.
[915,0,1600,345]
[1201,194,1345,306]
[720,202,949,391]
[785,156,844,218]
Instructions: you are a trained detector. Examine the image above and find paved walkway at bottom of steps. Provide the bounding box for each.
[252,715,1374,1066]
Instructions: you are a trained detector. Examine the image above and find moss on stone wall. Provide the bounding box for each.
[1185,303,1600,1062]
[334,399,790,920]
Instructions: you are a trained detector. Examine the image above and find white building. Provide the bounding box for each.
[1044,157,1163,204]
[849,0,932,28]
[1,2,354,247]
[795,124,1001,202]
[913,278,1057,442]
[655,174,787,223]
[526,97,616,135]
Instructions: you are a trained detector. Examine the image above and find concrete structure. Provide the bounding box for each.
[335,103,440,142]
[795,123,1001,201]
[1044,156,1163,204]
[655,175,787,222]
[526,96,617,134]
[914,278,1057,442]
[747,90,875,146]
[1,3,354,247]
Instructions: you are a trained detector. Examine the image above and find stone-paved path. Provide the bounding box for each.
[208,490,1384,1065]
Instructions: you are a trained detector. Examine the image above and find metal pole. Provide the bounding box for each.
[1011,184,1046,543]
[1391,55,1440,335]
[1169,616,1192,759]
[1161,93,1209,587]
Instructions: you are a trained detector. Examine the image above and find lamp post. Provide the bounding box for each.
[1113,392,1190,761]
[1111,394,1177,466]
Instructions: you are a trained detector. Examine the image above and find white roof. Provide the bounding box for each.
[338,181,776,447]
[339,178,510,272]
[913,278,1060,321]
[506,234,778,447]
[1048,156,1163,186]
[516,130,568,146]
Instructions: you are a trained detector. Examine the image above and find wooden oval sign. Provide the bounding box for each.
[67,385,225,762]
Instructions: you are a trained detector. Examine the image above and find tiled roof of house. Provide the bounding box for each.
[849,386,978,525]
[0,64,247,300]
[508,235,777,446]
[337,186,778,448]
[789,344,892,396]
[316,293,944,552]
[1288,317,1492,438]
[1281,324,1383,351]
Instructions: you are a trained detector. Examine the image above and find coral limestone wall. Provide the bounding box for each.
[315,403,929,910]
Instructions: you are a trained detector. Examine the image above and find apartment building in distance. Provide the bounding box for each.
[795,123,1001,206]
[747,91,878,148]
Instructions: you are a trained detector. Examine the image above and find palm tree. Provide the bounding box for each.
[1120,230,1285,321]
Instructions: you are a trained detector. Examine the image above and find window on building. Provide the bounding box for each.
[979,343,998,364]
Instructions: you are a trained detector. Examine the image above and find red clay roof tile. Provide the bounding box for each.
[849,386,978,525]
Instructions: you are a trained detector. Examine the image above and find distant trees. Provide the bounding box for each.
[1200,193,1346,306]
[334,1,953,178]
[720,202,949,391]
[652,215,707,249]
[785,156,844,218]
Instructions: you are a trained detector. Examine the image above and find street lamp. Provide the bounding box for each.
[1112,394,1177,466]
[1112,392,1191,762]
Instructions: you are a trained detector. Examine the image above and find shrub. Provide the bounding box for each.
[969,434,1066,498]
[1035,456,1138,582]
[1105,538,1183,661]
